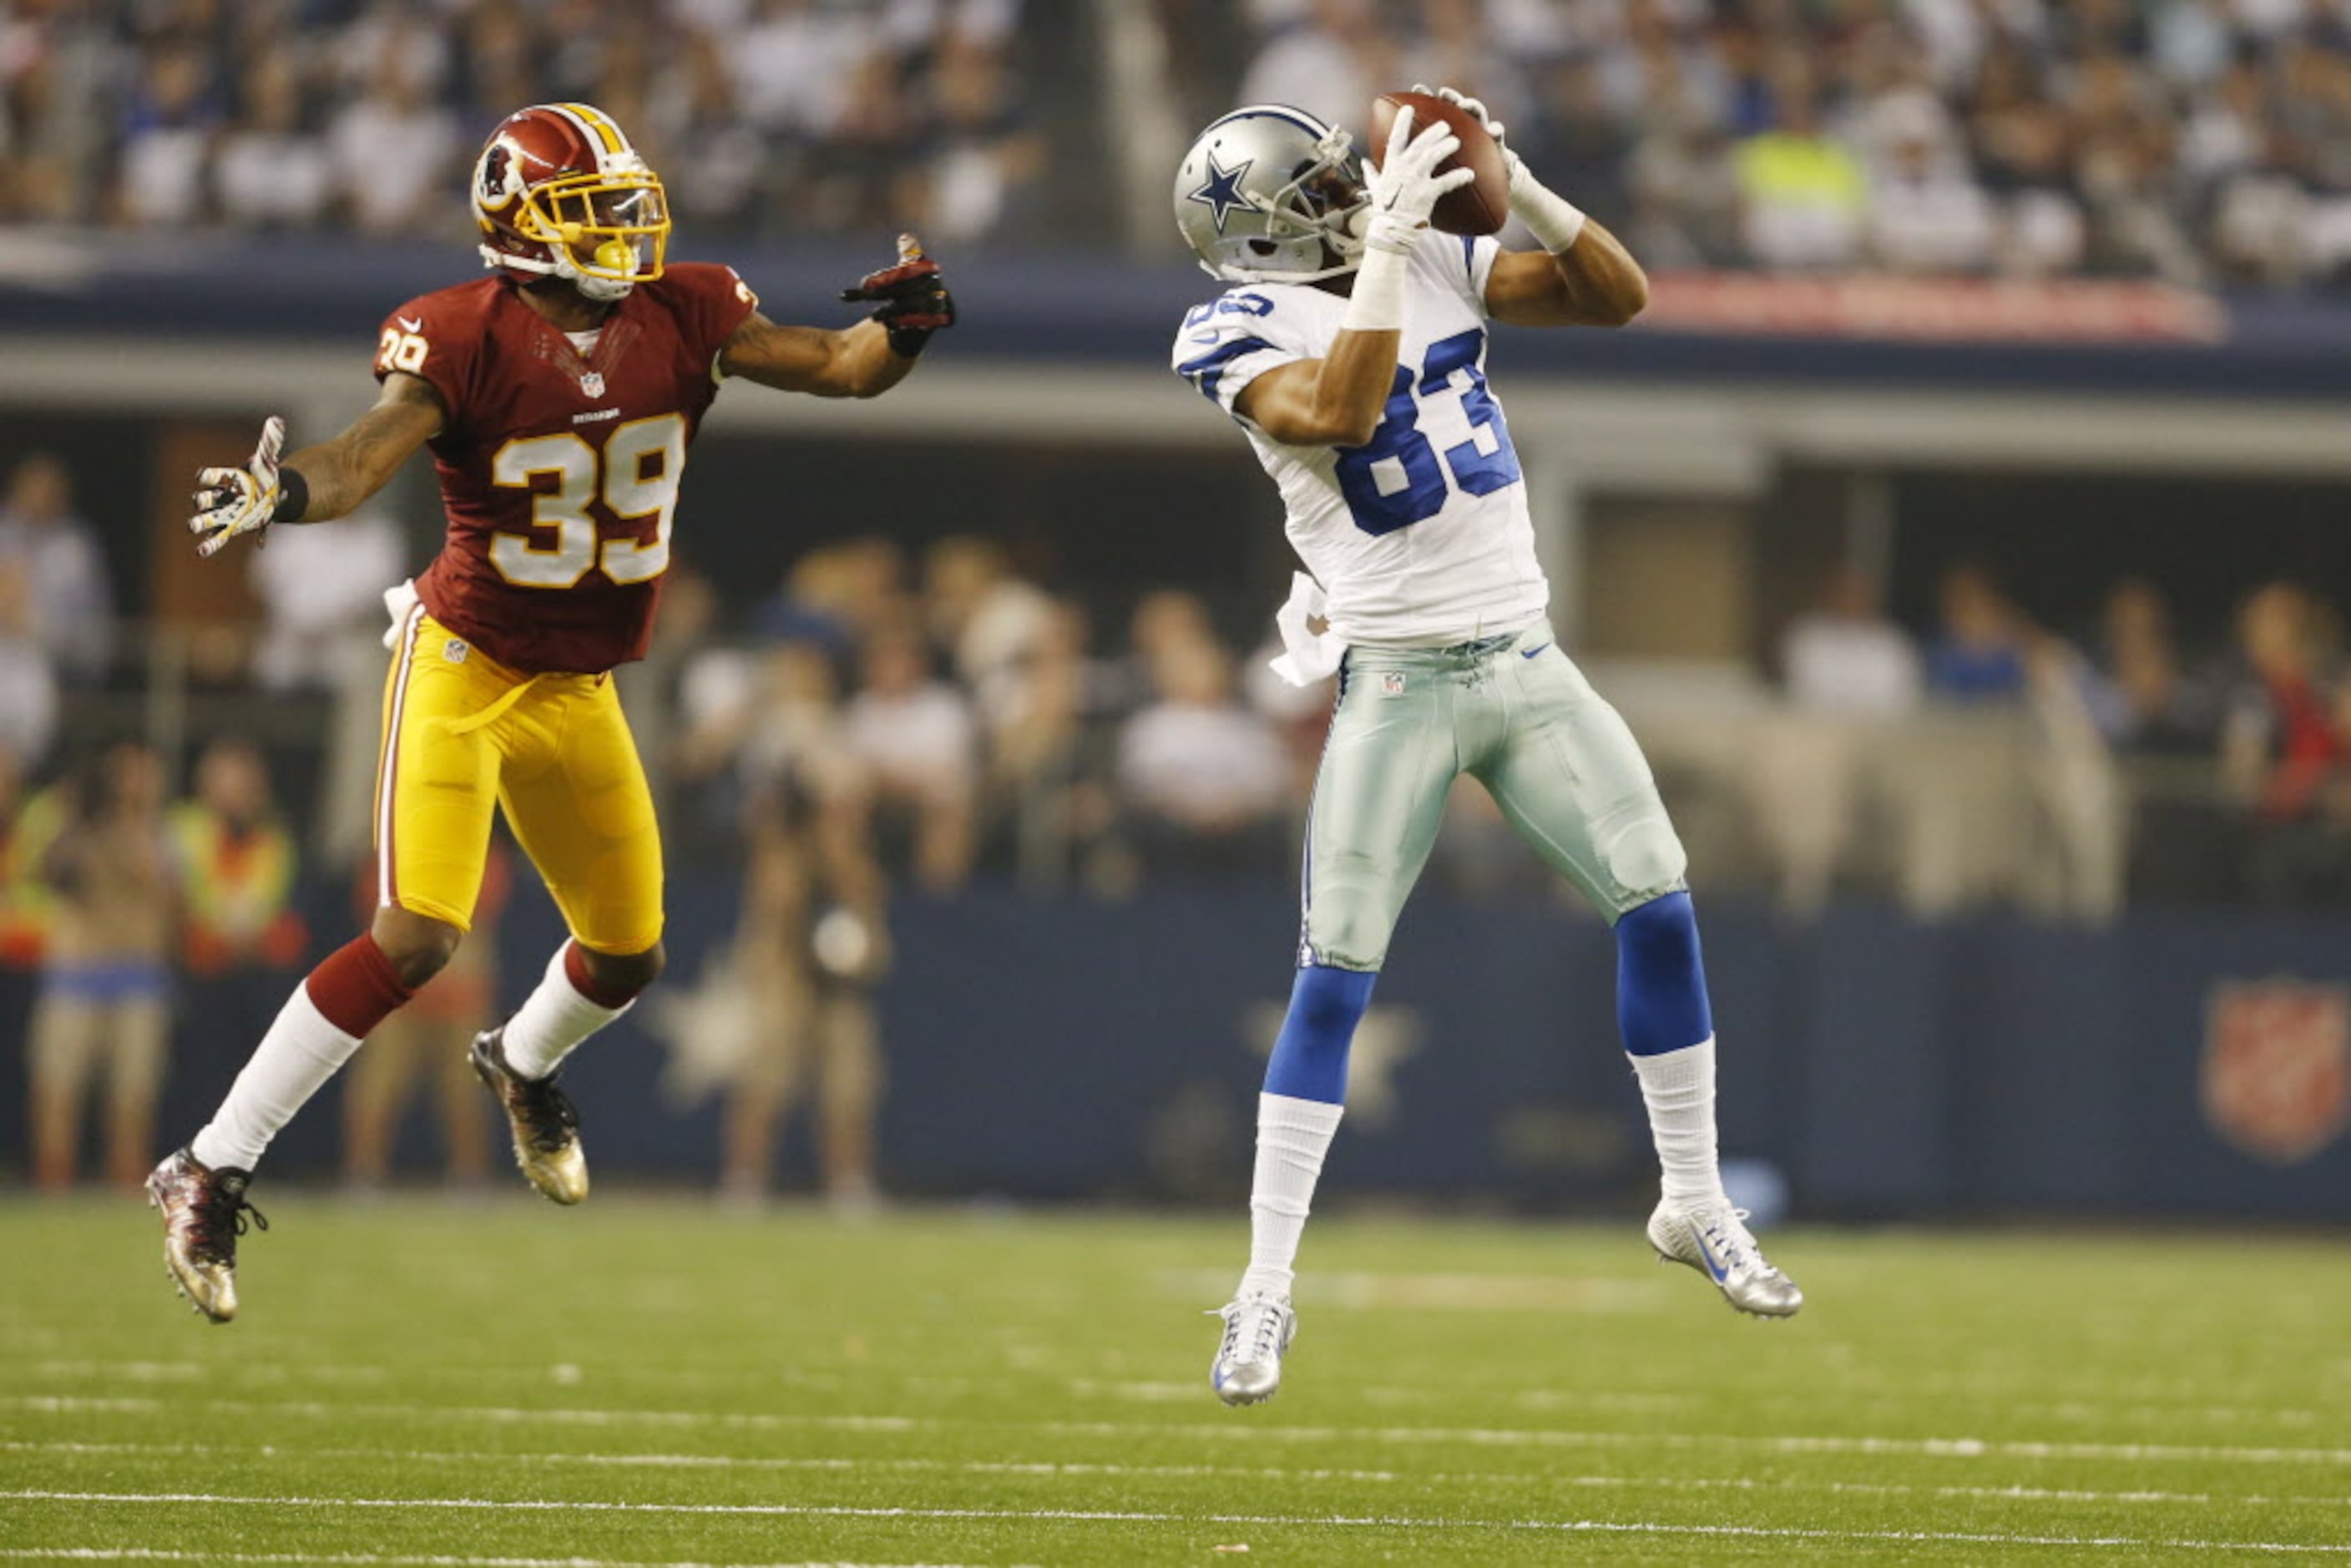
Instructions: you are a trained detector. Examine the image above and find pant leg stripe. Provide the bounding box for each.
[377,605,425,909]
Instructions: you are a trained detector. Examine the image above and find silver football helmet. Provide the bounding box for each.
[1175,105,1368,284]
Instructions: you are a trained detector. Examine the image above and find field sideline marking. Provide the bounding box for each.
[0,1553,1012,1568]
[13,1393,2351,1469]
[8,1438,2346,1510]
[6,1488,2349,1555]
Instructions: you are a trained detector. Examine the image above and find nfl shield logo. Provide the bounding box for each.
[1380,672,1407,696]
[580,372,605,398]
[2202,979,2351,1164]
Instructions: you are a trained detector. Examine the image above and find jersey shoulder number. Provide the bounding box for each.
[1173,289,1298,417]
[372,281,498,417]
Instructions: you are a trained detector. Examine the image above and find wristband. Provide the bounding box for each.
[884,323,933,358]
[1340,243,1410,335]
[1509,169,1588,253]
[270,467,310,524]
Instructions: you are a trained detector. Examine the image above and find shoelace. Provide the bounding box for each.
[509,1073,580,1150]
[1217,1300,1287,1363]
[190,1181,269,1262]
[1696,1207,1758,1275]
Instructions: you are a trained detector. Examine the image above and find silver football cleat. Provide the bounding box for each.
[1209,1292,1297,1406]
[1649,1199,1803,1318]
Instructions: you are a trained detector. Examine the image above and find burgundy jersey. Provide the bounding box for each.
[377,262,758,674]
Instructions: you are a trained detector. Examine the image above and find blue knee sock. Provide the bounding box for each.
[1615,891,1713,1057]
[1262,964,1377,1105]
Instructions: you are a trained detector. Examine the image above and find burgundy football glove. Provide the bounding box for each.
[842,232,956,357]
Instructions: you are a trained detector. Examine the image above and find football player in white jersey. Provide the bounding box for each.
[1173,93,1802,1408]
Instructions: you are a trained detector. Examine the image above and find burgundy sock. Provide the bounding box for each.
[563,940,645,1010]
[304,933,417,1039]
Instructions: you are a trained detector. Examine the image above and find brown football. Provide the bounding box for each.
[1367,90,1510,236]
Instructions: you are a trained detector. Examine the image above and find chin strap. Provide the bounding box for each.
[480,248,636,301]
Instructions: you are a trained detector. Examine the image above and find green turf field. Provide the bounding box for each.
[2,1196,2347,1565]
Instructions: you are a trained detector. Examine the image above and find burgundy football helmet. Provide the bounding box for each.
[473,104,670,301]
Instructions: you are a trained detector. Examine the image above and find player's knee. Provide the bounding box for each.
[1601,817,1688,913]
[579,938,665,997]
[1305,879,1398,971]
[1305,918,1390,972]
[368,908,462,989]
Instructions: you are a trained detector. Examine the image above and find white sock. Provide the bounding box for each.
[1630,1037,1728,1207]
[1238,1092,1344,1299]
[501,943,632,1080]
[190,984,365,1171]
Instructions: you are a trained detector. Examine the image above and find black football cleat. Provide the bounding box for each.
[147,1147,267,1323]
[471,1027,589,1205]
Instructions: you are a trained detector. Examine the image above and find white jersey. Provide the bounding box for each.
[1172,234,1548,648]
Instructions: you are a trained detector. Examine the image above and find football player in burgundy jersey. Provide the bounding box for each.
[148,103,955,1322]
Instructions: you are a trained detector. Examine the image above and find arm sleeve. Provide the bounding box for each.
[373,296,474,427]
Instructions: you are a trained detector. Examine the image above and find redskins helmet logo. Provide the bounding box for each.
[476,139,520,213]
[479,145,512,208]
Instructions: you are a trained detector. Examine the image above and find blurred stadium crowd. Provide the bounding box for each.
[3,0,2351,286]
[1207,0,2351,287]
[4,448,2351,933]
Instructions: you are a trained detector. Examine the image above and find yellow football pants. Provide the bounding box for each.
[374,609,663,954]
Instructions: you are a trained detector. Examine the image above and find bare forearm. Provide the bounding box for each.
[279,438,387,523]
[279,389,442,523]
[1545,220,1649,326]
[1237,326,1403,447]
[726,319,919,399]
[831,320,919,398]
[1311,328,1403,446]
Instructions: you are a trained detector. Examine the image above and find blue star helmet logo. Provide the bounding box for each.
[1187,149,1256,235]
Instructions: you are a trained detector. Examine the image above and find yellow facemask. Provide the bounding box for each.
[513,169,672,285]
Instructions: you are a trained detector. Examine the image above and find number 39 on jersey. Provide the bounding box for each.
[489,415,685,589]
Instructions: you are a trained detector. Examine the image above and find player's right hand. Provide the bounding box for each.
[1363,105,1475,252]
[1413,82,1529,190]
[841,232,956,357]
[190,417,286,557]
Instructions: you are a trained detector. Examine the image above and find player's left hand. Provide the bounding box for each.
[1411,83,1530,190]
[190,416,286,557]
[841,233,956,357]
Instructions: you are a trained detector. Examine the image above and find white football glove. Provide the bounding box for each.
[1412,82,1588,251]
[190,416,286,557]
[1363,104,1476,254]
[1412,83,1529,190]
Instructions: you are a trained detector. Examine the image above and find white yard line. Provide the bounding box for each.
[8,1438,2348,1510]
[13,1393,2348,1468]
[3,1489,2348,1555]
[18,1358,2328,1428]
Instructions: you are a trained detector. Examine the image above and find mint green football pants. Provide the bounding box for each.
[1301,624,1688,972]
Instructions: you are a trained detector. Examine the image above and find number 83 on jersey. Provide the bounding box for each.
[1336,326,1520,538]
